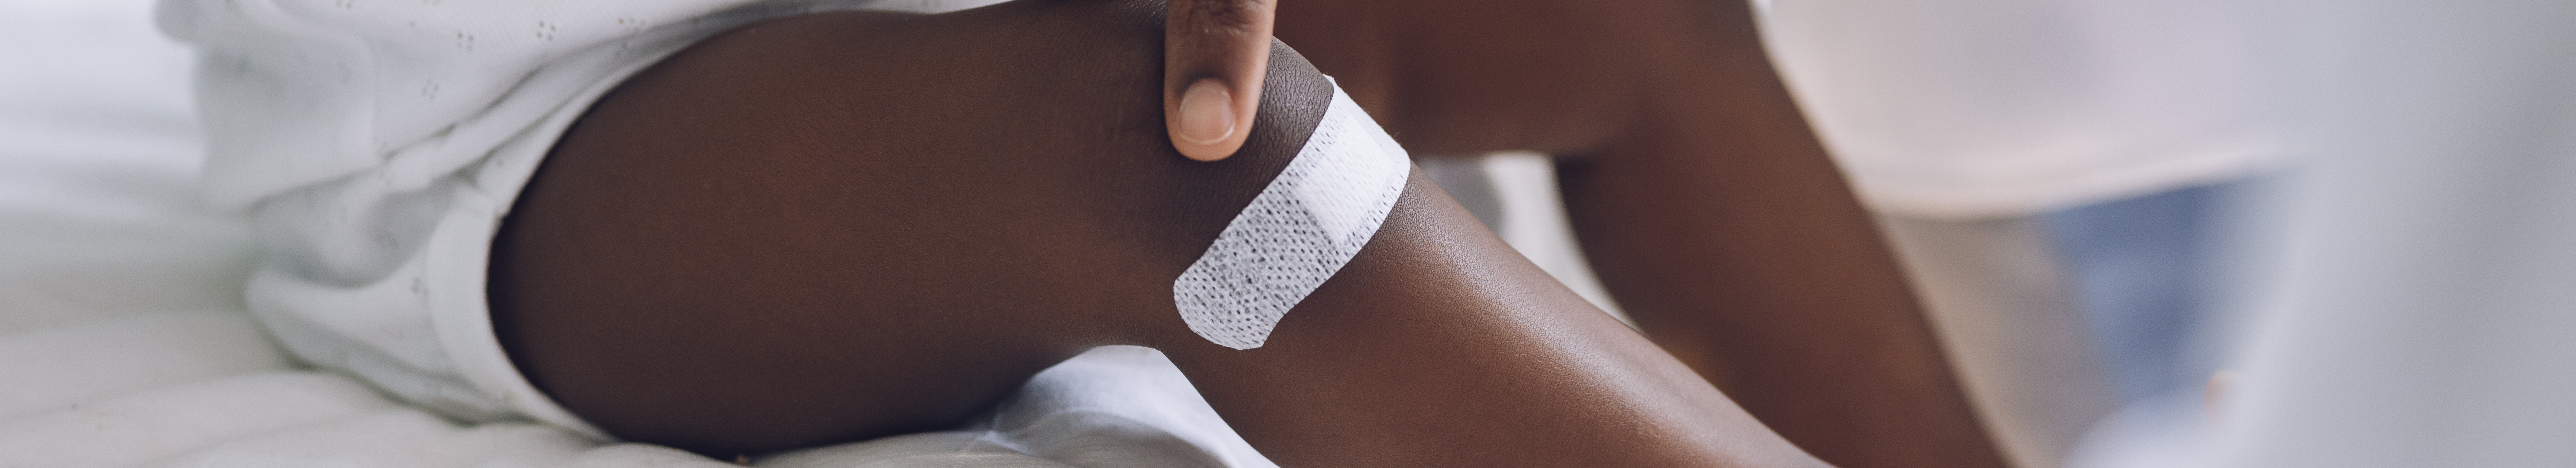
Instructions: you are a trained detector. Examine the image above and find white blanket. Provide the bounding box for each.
[0,2,1273,466]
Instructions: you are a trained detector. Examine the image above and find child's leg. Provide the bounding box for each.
[489,2,1823,466]
[1273,2,2008,467]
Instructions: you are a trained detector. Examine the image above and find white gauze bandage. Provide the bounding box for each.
[1173,83,1413,350]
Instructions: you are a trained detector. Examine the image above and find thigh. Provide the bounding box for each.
[489,3,1331,455]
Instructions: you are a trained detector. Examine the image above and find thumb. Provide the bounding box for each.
[1166,0,1276,161]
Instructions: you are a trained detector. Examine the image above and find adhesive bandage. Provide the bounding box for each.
[1173,83,1414,350]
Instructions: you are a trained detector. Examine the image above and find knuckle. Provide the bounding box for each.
[1181,0,1273,34]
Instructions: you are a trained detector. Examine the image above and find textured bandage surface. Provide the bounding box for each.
[1173,83,1413,350]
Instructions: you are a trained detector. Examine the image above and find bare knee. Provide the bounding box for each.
[490,1,1336,456]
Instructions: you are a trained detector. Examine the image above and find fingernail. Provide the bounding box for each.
[1177,79,1236,146]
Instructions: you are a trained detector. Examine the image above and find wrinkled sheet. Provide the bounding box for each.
[0,1,1273,466]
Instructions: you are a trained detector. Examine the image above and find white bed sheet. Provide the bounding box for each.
[0,1,1274,466]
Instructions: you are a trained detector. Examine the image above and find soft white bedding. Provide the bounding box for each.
[0,2,1272,466]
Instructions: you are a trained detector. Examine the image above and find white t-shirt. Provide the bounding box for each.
[1760,0,2291,218]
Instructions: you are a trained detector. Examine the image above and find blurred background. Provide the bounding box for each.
[4,0,2571,467]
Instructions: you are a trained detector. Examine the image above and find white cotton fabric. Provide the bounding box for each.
[1173,83,1414,350]
[1758,0,2293,219]
[2,3,1283,463]
[154,0,1009,436]
[2209,2,2576,466]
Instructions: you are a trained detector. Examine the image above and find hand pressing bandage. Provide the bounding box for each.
[1175,80,1413,350]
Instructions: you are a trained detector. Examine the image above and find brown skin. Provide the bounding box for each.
[1276,2,2009,468]
[496,1,1823,466]
[1276,2,2008,468]
[496,0,2006,466]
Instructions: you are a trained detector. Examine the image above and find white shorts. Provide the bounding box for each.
[238,95,614,438]
[168,0,1005,439]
